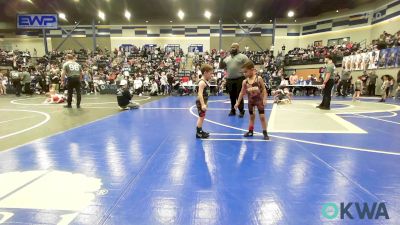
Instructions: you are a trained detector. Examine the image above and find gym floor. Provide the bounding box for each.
[0,95,399,225]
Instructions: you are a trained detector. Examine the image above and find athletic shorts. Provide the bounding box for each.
[196,99,208,117]
[355,89,361,92]
[248,97,264,115]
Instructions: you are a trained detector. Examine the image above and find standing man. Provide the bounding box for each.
[61,54,82,108]
[10,67,22,97]
[317,55,335,110]
[219,43,249,117]
[21,66,32,96]
[367,70,378,96]
[337,69,351,97]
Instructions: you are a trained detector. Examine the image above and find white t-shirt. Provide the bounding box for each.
[160,75,168,85]
[280,80,289,86]
[151,83,158,93]
[134,79,142,89]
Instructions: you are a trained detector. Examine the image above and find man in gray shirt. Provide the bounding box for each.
[337,70,351,97]
[219,43,249,117]
[367,70,378,96]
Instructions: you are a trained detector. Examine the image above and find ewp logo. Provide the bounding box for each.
[17,14,58,29]
[321,202,390,220]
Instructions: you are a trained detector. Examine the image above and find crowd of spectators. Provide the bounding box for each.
[0,46,229,97]
[1,35,398,100]
[284,30,400,66]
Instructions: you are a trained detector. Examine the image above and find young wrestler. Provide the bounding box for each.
[195,64,213,139]
[235,60,270,140]
[44,87,66,104]
[117,79,139,110]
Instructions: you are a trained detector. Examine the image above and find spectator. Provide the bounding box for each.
[0,72,6,95]
[134,76,143,96]
[20,66,32,96]
[337,70,351,97]
[367,70,378,96]
[353,76,363,101]
[379,75,390,102]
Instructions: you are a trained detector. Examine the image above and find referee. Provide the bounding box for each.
[220,43,249,117]
[317,55,335,110]
[61,54,83,108]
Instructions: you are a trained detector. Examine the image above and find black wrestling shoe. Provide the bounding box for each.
[228,110,236,116]
[239,111,245,118]
[319,107,330,110]
[196,131,210,139]
[263,131,270,140]
[64,105,72,108]
[244,130,254,137]
[77,105,81,109]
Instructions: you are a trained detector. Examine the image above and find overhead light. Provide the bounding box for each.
[204,10,211,19]
[336,10,339,13]
[145,20,149,23]
[25,0,33,3]
[246,11,253,18]
[124,10,131,20]
[59,13,67,21]
[170,20,173,23]
[269,19,272,23]
[178,10,184,20]
[98,10,105,20]
[73,0,79,2]
[288,10,294,17]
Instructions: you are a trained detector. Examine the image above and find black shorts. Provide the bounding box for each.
[355,89,361,92]
[196,99,208,117]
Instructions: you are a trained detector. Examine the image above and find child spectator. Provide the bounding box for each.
[0,72,6,95]
[353,76,363,101]
[150,80,159,96]
[379,75,390,102]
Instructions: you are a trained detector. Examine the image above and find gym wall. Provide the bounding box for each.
[51,37,111,52]
[0,0,398,56]
[210,36,272,52]
[0,38,51,56]
[110,37,210,53]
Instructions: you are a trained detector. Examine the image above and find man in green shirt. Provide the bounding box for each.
[20,66,32,96]
[61,54,83,108]
[317,55,335,110]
